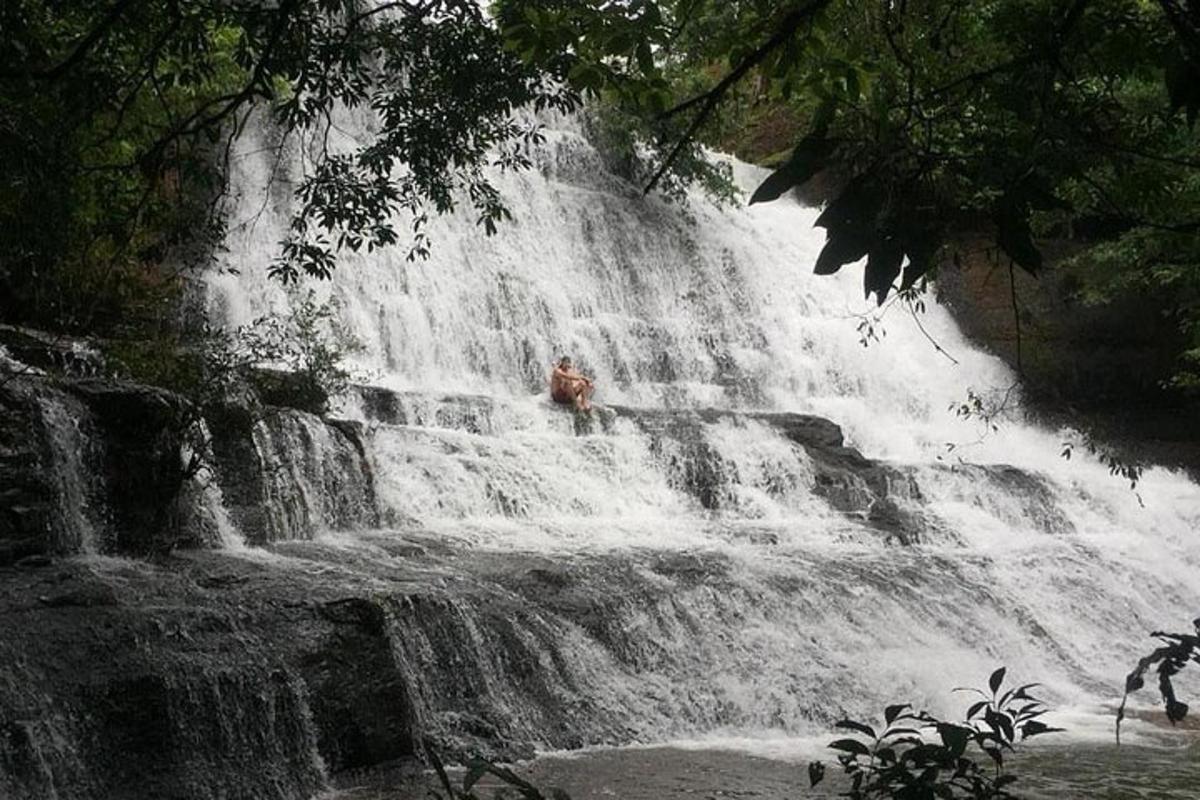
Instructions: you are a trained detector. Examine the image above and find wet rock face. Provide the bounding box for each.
[0,377,198,561]
[609,404,925,542]
[1,374,1089,799]
[0,555,419,800]
[356,386,503,436]
[68,380,195,553]
[207,407,379,543]
[0,325,105,378]
[0,382,58,564]
[0,365,380,556]
[804,443,925,544]
[305,597,417,772]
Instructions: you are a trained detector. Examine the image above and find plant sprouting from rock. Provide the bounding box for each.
[235,288,363,413]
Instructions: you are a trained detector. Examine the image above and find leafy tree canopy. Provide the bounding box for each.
[499,0,1200,388]
[4,0,1200,390]
[0,0,575,334]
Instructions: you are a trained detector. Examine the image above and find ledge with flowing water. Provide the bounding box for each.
[5,115,1200,798]
[0,349,960,799]
[4,339,1200,799]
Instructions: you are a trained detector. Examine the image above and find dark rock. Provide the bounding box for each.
[753,411,845,449]
[301,597,417,772]
[0,379,59,562]
[937,237,1200,477]
[0,554,422,799]
[606,403,923,541]
[867,497,924,545]
[250,367,329,415]
[67,379,197,554]
[0,325,105,377]
[207,405,379,543]
[37,585,119,608]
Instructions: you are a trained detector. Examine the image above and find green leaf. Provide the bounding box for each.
[635,41,654,74]
[808,761,825,787]
[567,62,605,93]
[884,703,912,724]
[835,719,877,738]
[815,230,871,275]
[985,708,1015,744]
[900,228,940,290]
[750,168,801,206]
[1005,683,1042,704]
[815,176,880,231]
[865,235,903,304]
[828,738,872,756]
[994,202,1042,273]
[881,727,922,739]
[748,131,830,205]
[1020,720,1064,739]
[844,67,861,102]
[937,723,972,758]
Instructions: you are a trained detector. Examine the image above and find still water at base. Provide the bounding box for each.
[335,739,1200,800]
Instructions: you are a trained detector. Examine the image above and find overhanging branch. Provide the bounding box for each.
[643,0,831,195]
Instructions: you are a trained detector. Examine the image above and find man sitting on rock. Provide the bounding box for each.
[549,356,594,412]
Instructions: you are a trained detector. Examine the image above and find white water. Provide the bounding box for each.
[207,112,1200,750]
[36,393,101,554]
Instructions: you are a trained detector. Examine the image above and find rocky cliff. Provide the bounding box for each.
[936,239,1200,477]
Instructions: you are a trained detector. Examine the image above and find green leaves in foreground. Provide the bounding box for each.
[809,175,942,305]
[749,131,832,205]
[425,739,572,800]
[1116,618,1200,744]
[809,668,1061,799]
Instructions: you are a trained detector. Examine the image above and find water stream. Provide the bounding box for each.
[198,111,1200,787]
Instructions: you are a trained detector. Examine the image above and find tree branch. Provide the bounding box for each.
[643,0,831,195]
[1,0,141,81]
[926,0,1091,99]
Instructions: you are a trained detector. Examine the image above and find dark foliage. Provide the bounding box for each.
[810,668,1061,799]
[0,1,577,335]
[1116,617,1200,743]
[424,739,571,800]
[503,1,1200,384]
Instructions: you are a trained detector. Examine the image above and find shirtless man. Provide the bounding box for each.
[549,356,594,412]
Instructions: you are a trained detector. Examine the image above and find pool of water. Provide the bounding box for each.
[336,735,1200,800]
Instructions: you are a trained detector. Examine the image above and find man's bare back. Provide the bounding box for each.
[550,356,594,411]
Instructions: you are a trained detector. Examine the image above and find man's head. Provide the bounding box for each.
[558,356,572,368]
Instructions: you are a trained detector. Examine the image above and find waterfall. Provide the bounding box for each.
[35,392,104,554]
[202,111,1200,756]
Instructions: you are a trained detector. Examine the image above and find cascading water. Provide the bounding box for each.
[35,392,103,554]
[204,110,1200,759]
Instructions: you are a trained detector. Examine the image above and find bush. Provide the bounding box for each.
[809,668,1060,799]
[1117,618,1200,743]
[235,289,362,414]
